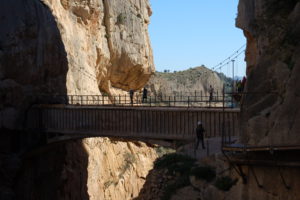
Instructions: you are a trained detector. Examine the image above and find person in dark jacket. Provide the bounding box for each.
[129,89,134,105]
[195,121,205,150]
[142,87,148,103]
[209,85,214,102]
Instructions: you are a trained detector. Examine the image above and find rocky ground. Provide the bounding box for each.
[134,152,241,200]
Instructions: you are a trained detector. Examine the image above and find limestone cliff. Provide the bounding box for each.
[237,0,300,146]
[0,0,156,199]
[0,0,154,129]
[16,138,157,200]
[42,0,154,95]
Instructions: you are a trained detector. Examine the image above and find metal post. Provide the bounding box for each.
[169,96,171,107]
[232,59,235,92]
[232,60,235,107]
[150,96,152,107]
[222,84,225,147]
[188,96,190,108]
[206,140,209,156]
[201,91,203,102]
[174,96,176,107]
[119,94,121,105]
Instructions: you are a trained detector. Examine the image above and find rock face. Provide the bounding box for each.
[16,138,157,200]
[0,0,156,199]
[237,0,300,146]
[84,138,157,200]
[42,0,154,95]
[233,1,300,200]
[0,0,154,128]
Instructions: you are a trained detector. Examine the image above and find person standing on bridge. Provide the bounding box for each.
[129,89,134,105]
[195,121,205,150]
[142,87,148,103]
[209,85,214,102]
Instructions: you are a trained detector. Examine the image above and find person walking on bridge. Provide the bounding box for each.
[195,121,205,150]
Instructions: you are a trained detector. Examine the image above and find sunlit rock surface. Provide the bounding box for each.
[43,0,154,95]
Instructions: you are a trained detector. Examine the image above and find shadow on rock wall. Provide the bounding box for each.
[0,0,69,130]
[15,140,89,200]
[0,0,68,96]
[0,0,89,199]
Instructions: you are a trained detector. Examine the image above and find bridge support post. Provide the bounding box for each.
[201,91,203,102]
[174,96,176,107]
[206,140,209,156]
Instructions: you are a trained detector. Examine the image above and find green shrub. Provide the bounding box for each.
[154,153,196,174]
[117,13,126,25]
[104,180,114,189]
[155,146,175,157]
[162,176,190,200]
[214,176,237,191]
[119,152,136,179]
[190,166,216,182]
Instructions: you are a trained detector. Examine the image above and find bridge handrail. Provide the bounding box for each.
[33,93,237,108]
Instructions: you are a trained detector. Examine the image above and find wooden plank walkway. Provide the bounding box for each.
[26,105,240,141]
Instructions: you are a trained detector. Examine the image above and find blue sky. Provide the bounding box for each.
[149,0,246,77]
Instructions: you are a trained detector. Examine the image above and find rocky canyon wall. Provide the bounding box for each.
[16,138,157,200]
[237,0,300,146]
[233,1,300,200]
[43,0,154,95]
[0,0,157,199]
[0,0,154,129]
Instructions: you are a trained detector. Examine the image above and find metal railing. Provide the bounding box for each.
[35,92,236,108]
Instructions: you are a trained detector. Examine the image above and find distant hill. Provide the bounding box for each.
[146,66,232,97]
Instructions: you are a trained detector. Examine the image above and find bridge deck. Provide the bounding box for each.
[26,105,240,141]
